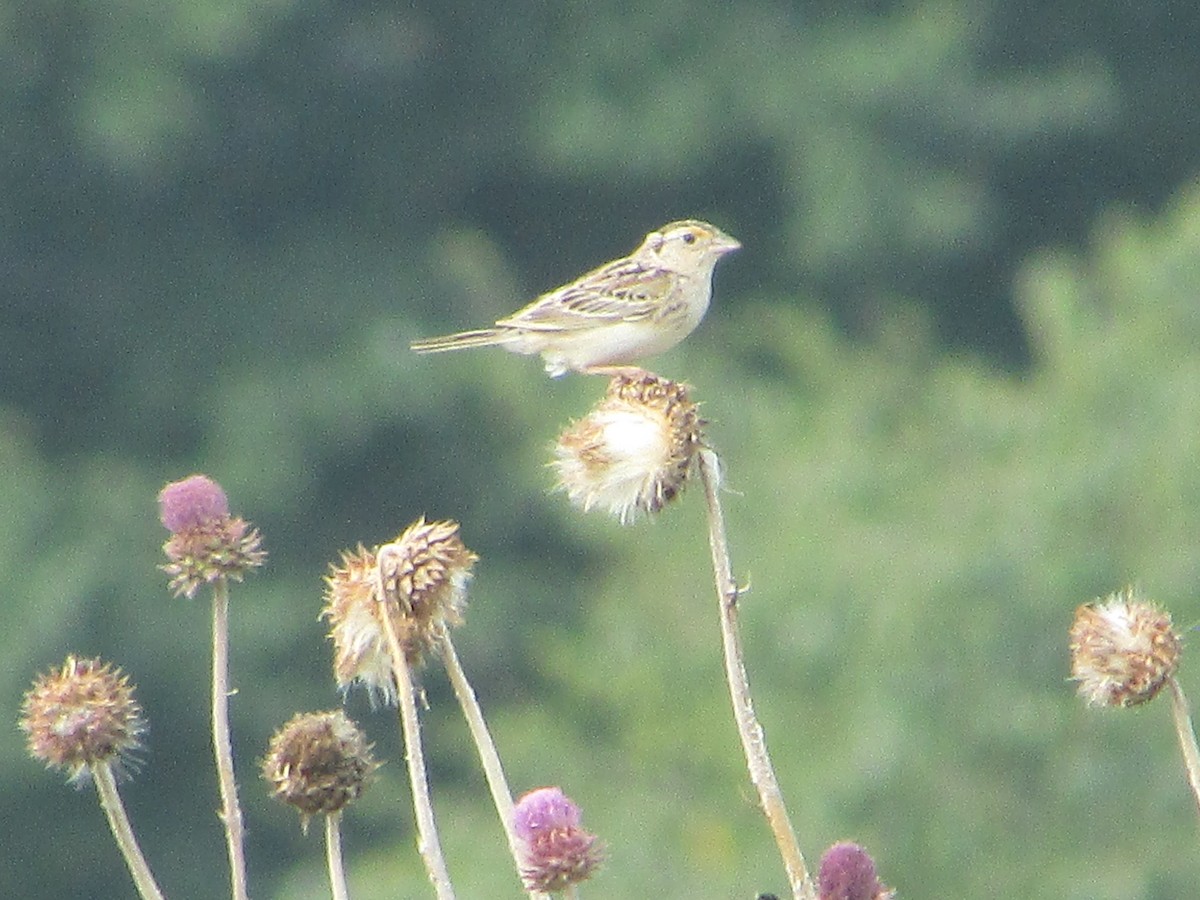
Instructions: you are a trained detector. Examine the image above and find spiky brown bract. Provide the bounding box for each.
[321,519,477,703]
[20,656,144,783]
[378,517,478,620]
[158,474,265,599]
[512,787,603,893]
[262,710,379,831]
[552,371,703,524]
[1069,588,1181,708]
[161,518,267,598]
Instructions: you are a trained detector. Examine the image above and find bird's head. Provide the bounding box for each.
[637,219,741,273]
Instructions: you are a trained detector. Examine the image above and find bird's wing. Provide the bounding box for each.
[497,260,675,333]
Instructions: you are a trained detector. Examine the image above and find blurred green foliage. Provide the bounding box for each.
[4,0,1200,897]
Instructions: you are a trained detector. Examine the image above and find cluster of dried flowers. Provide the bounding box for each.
[18,371,901,900]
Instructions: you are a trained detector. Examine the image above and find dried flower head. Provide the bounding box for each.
[20,655,145,783]
[1070,588,1181,708]
[512,786,603,893]
[552,372,703,524]
[262,710,379,831]
[818,842,893,900]
[158,474,266,598]
[321,518,476,703]
[377,517,477,620]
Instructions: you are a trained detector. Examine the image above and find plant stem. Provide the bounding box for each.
[374,555,456,900]
[210,577,250,900]
[92,763,166,900]
[439,636,515,829]
[1167,675,1200,818]
[439,633,546,899]
[697,448,814,900]
[325,812,350,900]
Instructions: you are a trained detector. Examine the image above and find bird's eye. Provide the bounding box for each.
[681,231,697,245]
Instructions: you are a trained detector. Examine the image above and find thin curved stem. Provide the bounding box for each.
[92,763,166,900]
[439,633,545,899]
[374,556,456,900]
[210,577,250,900]
[325,812,350,900]
[1167,675,1200,819]
[697,449,814,900]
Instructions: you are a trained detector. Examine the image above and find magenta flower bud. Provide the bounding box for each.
[157,474,229,533]
[513,786,582,838]
[512,787,602,893]
[818,841,892,900]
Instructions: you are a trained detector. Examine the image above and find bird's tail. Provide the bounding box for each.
[410,328,514,354]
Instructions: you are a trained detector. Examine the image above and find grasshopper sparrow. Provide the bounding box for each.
[411,219,740,376]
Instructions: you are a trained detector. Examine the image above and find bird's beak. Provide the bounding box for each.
[713,230,742,254]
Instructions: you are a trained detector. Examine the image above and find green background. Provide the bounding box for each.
[4,1,1200,897]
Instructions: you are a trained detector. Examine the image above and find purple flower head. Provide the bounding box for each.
[158,474,229,534]
[157,474,264,597]
[512,787,601,892]
[513,786,581,840]
[819,842,885,900]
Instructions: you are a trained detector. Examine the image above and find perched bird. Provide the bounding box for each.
[410,219,741,377]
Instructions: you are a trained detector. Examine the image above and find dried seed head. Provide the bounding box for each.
[322,544,394,703]
[1070,588,1181,708]
[158,474,265,599]
[262,710,379,831]
[19,655,145,783]
[377,517,477,622]
[512,786,603,893]
[321,518,476,703]
[552,372,703,524]
[818,842,894,900]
